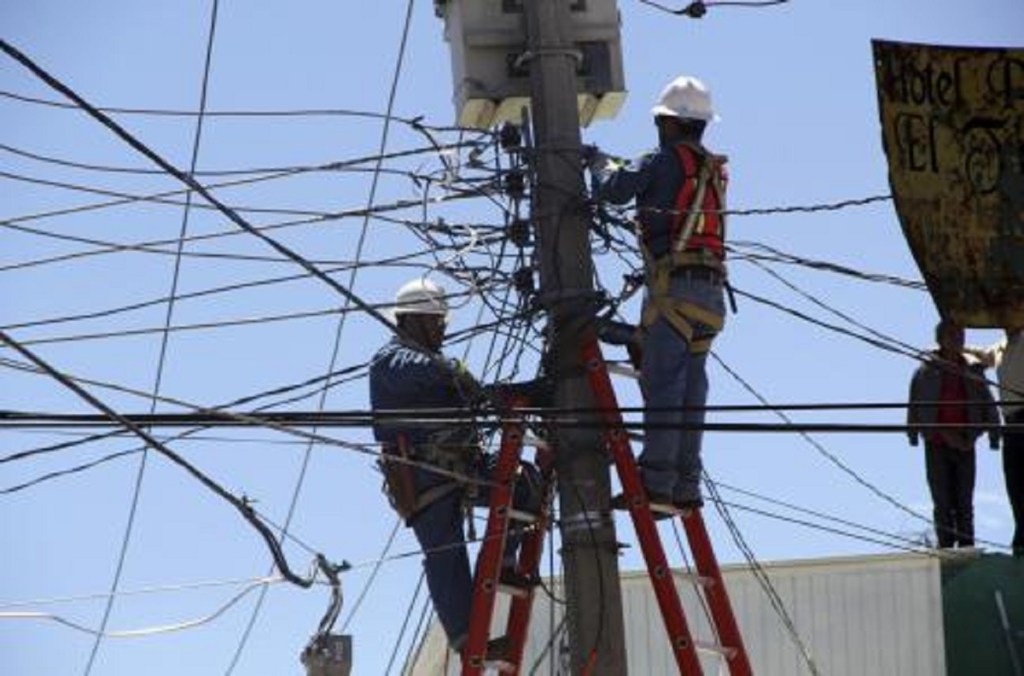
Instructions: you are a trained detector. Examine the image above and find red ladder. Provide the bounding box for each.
[582,337,753,676]
[461,406,555,675]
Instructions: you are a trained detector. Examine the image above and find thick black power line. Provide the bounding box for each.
[0,38,406,337]
[8,405,1019,429]
[0,328,326,588]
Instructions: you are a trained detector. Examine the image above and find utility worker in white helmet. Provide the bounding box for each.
[369,278,542,659]
[588,75,729,510]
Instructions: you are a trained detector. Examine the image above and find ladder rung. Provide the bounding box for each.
[695,641,738,659]
[672,570,714,588]
[605,362,640,380]
[508,508,539,524]
[648,501,682,516]
[498,582,531,599]
[486,659,519,673]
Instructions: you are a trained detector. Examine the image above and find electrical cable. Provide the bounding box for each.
[400,596,434,676]
[1,248,446,332]
[0,575,286,610]
[405,607,436,675]
[0,139,474,178]
[729,239,926,291]
[16,307,363,347]
[1,449,141,496]
[1,430,123,464]
[712,480,971,553]
[339,518,401,632]
[0,37,422,344]
[707,351,937,538]
[703,474,822,675]
[602,192,892,220]
[224,0,419,666]
[383,570,426,675]
[0,88,476,132]
[0,328,327,588]
[82,4,221,670]
[745,256,926,358]
[0,186,486,268]
[636,0,788,17]
[0,577,283,639]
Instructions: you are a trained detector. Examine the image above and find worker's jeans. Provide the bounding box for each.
[924,441,976,548]
[639,274,725,503]
[409,460,538,650]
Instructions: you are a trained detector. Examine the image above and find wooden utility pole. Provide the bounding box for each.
[522,0,627,672]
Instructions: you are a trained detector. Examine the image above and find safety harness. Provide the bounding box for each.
[379,431,481,524]
[639,142,728,354]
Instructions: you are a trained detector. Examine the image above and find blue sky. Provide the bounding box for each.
[2,1,1023,674]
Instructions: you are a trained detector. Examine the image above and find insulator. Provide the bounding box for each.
[499,122,523,152]
[504,170,526,200]
[513,267,536,296]
[509,218,531,248]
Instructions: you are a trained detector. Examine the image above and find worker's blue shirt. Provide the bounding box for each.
[369,337,476,446]
[592,143,689,260]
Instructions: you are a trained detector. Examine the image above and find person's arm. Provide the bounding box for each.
[591,151,661,205]
[964,340,1002,368]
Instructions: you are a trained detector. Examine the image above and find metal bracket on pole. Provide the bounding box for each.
[513,48,585,71]
[558,510,614,535]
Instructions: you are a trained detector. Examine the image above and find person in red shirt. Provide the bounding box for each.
[908,320,1001,548]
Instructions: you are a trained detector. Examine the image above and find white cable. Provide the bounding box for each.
[0,577,281,638]
[0,575,283,610]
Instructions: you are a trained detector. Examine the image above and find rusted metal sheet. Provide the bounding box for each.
[873,39,1024,328]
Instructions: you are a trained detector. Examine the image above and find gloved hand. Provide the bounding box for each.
[483,377,555,409]
[597,318,640,347]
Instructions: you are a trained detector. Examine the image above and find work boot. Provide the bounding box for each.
[460,635,511,659]
[499,566,538,590]
[673,495,704,514]
[610,487,677,519]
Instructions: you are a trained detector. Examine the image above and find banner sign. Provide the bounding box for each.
[873,39,1024,328]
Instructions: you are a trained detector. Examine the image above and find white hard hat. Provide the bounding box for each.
[393,278,449,319]
[651,75,718,122]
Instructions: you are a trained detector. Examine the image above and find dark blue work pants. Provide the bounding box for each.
[408,461,536,650]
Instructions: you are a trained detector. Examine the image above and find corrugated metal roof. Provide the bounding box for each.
[405,551,946,675]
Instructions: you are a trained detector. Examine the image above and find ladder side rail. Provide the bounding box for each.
[462,420,526,675]
[503,446,556,673]
[581,339,704,676]
[682,510,753,676]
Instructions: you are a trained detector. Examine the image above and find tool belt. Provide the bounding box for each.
[640,248,726,355]
[379,435,479,523]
